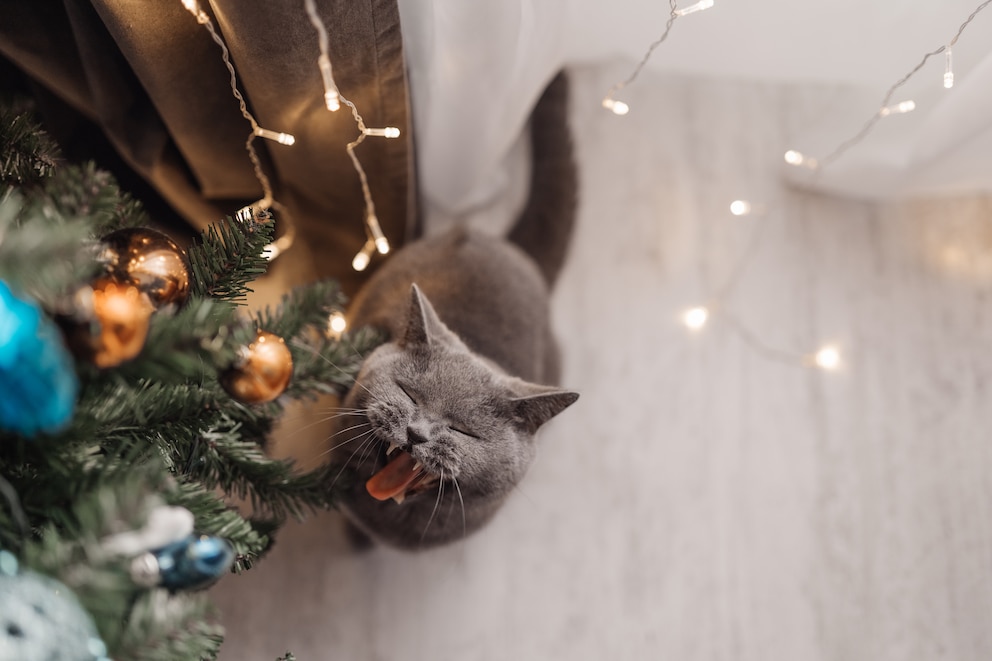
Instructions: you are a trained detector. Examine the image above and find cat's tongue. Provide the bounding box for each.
[366,450,421,502]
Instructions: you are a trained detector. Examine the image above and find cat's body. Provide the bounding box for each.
[331,71,578,550]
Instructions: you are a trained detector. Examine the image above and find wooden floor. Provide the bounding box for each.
[211,63,992,660]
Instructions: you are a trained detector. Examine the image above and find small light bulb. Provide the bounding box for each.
[674,0,715,16]
[180,0,209,23]
[366,215,390,254]
[362,127,401,139]
[254,128,296,145]
[729,200,752,216]
[682,307,709,330]
[352,250,371,272]
[352,239,376,272]
[261,243,280,261]
[814,346,841,370]
[602,98,630,116]
[879,100,915,117]
[329,312,347,334]
[783,150,818,170]
[317,54,341,111]
[943,48,954,89]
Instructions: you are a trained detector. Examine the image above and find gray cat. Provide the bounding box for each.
[331,71,578,550]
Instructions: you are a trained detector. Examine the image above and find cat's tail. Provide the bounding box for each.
[507,70,577,290]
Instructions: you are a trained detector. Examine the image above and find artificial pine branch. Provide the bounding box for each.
[41,161,149,235]
[286,325,381,397]
[109,297,255,383]
[0,104,61,186]
[165,483,274,572]
[170,416,336,521]
[17,461,176,651]
[74,381,220,435]
[116,591,224,661]
[0,190,101,308]
[253,279,345,339]
[187,209,275,302]
[0,99,385,658]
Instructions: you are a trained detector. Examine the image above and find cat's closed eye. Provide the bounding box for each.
[397,382,417,404]
[448,425,479,439]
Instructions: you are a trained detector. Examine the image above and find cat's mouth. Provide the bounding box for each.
[365,443,441,505]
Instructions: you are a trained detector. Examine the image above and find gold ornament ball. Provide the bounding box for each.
[85,279,154,368]
[221,330,294,403]
[101,227,190,308]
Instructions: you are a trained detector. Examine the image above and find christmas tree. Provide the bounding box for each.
[0,102,379,659]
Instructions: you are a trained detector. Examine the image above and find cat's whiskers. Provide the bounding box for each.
[318,422,374,459]
[511,482,538,508]
[277,408,370,440]
[326,419,373,440]
[327,427,379,489]
[358,433,382,473]
[452,476,467,542]
[420,468,446,544]
[291,337,379,402]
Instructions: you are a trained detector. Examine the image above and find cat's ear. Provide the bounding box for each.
[509,383,579,432]
[401,284,452,348]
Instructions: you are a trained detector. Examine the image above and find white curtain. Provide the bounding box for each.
[398,0,992,211]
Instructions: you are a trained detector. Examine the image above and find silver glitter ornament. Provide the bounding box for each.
[0,551,109,661]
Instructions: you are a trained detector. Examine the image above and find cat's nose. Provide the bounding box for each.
[407,425,429,445]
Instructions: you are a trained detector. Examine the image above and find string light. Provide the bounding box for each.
[877,100,916,117]
[329,312,348,335]
[812,346,841,371]
[340,98,401,267]
[181,0,209,23]
[318,55,342,111]
[179,0,299,259]
[671,197,844,373]
[302,0,398,271]
[253,127,296,145]
[304,0,342,113]
[362,127,402,138]
[602,0,706,115]
[788,0,991,171]
[729,200,752,216]
[602,99,630,116]
[944,48,955,89]
[682,307,709,330]
[351,239,375,272]
[783,150,818,170]
[366,215,390,255]
[674,0,715,17]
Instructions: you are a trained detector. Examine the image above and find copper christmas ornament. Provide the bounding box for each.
[83,279,154,368]
[221,330,293,403]
[101,227,190,308]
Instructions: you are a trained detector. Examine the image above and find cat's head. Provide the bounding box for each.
[338,284,578,517]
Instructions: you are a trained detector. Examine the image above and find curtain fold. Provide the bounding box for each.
[0,0,414,295]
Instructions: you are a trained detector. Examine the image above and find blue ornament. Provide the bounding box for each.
[0,551,110,661]
[152,535,234,591]
[0,281,78,436]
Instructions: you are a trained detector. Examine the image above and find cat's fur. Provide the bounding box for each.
[331,71,578,550]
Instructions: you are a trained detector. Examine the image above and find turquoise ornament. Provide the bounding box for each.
[0,551,110,661]
[153,535,234,591]
[0,281,78,436]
